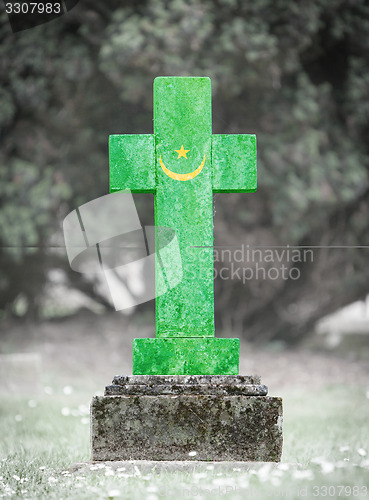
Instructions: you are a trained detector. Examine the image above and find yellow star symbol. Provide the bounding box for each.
[175,145,190,159]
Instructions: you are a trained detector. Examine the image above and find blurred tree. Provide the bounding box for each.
[0,0,368,341]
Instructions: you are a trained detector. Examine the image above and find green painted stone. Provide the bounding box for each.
[133,338,239,375]
[109,76,257,375]
[154,77,214,338]
[212,134,257,193]
[109,134,155,193]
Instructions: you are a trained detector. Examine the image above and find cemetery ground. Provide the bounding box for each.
[0,311,368,499]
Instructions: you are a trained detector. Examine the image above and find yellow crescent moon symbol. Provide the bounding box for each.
[159,155,206,181]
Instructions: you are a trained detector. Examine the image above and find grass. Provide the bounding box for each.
[0,384,368,499]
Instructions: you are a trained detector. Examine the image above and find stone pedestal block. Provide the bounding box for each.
[91,375,283,462]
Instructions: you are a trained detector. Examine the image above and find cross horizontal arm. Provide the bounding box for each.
[212,134,257,193]
[109,134,156,193]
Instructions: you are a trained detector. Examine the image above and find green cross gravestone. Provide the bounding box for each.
[109,76,256,375]
[91,77,282,462]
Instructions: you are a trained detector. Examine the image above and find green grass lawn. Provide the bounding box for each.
[0,385,368,499]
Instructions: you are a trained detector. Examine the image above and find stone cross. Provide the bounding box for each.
[109,77,257,375]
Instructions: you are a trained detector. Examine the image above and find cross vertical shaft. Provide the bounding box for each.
[154,77,214,338]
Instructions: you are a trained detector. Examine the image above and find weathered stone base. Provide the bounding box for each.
[91,376,283,462]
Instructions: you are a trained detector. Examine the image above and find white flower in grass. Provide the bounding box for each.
[256,463,272,482]
[81,417,89,425]
[206,465,214,470]
[78,404,89,415]
[146,495,158,500]
[188,451,197,457]
[15,415,22,422]
[335,460,349,468]
[321,462,335,474]
[237,476,249,488]
[116,467,126,472]
[193,472,207,482]
[87,486,100,494]
[272,469,284,477]
[39,466,46,471]
[146,486,158,493]
[105,468,114,476]
[358,448,367,457]
[212,476,235,487]
[108,490,121,498]
[28,400,37,408]
[311,456,325,464]
[339,445,349,452]
[366,390,369,399]
[63,386,73,395]
[61,407,70,416]
[13,475,20,481]
[270,476,281,487]
[293,470,314,480]
[48,476,57,484]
